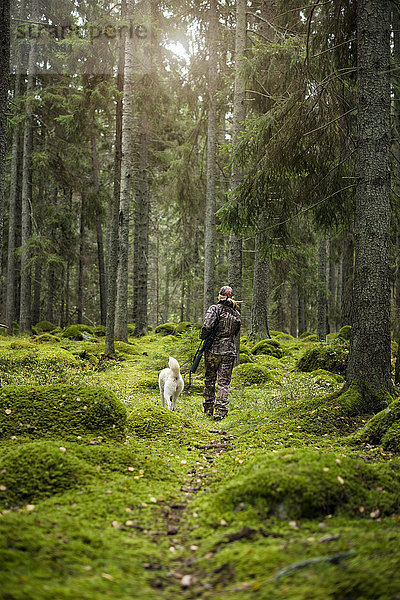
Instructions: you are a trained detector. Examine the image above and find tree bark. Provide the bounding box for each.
[105,0,126,353]
[115,0,135,342]
[249,236,270,340]
[317,237,327,342]
[0,0,10,280]
[77,194,85,324]
[91,136,107,325]
[228,0,247,301]
[6,72,22,332]
[290,279,297,337]
[340,234,354,327]
[203,0,218,313]
[345,0,392,393]
[19,0,38,333]
[133,118,150,337]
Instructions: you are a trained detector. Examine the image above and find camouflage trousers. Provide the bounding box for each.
[203,352,235,417]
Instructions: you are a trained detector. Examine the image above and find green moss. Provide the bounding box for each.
[93,325,106,337]
[199,449,400,521]
[296,344,348,375]
[9,339,35,350]
[251,339,283,359]
[337,380,391,416]
[0,385,127,440]
[114,341,140,357]
[0,441,91,507]
[126,403,191,437]
[351,398,400,451]
[155,322,176,336]
[300,334,318,342]
[174,321,200,336]
[299,331,315,339]
[239,352,254,364]
[32,321,57,334]
[33,333,61,343]
[0,346,81,385]
[337,325,352,341]
[61,324,94,340]
[310,369,345,384]
[231,363,275,386]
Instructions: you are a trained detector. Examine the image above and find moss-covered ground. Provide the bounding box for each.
[0,330,399,599]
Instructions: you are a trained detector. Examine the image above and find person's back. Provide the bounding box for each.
[200,286,241,420]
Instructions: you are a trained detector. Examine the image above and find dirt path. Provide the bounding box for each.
[147,427,236,595]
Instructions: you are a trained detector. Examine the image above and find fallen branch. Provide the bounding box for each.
[275,551,355,584]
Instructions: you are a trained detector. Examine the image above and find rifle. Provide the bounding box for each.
[190,306,222,374]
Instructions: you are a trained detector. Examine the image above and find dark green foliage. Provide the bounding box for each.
[296,344,349,375]
[0,385,127,440]
[61,324,94,340]
[155,322,176,336]
[251,339,283,359]
[0,441,91,507]
[232,363,274,386]
[32,321,57,334]
[206,449,400,520]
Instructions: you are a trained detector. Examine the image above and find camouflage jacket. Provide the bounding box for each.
[200,301,241,356]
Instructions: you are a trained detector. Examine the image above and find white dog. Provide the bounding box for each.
[158,356,184,411]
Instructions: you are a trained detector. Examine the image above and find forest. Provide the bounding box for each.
[0,0,400,599]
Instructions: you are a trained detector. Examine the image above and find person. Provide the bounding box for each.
[200,285,241,420]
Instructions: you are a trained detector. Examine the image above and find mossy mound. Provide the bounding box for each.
[33,333,61,344]
[206,449,400,521]
[350,398,400,452]
[231,363,274,386]
[0,385,127,440]
[114,341,140,357]
[337,325,352,341]
[61,324,94,340]
[93,325,106,337]
[32,321,57,334]
[0,441,90,507]
[239,352,254,364]
[310,369,345,385]
[9,339,35,350]
[126,403,190,437]
[272,332,296,342]
[300,334,318,342]
[0,346,80,385]
[174,321,200,336]
[251,339,283,359]
[296,344,348,375]
[299,331,315,339]
[155,322,176,336]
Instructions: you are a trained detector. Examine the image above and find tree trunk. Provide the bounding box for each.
[0,0,10,280]
[340,234,354,327]
[91,135,107,326]
[6,72,22,332]
[77,194,85,324]
[298,288,305,336]
[317,237,327,342]
[203,0,218,313]
[105,0,126,354]
[19,1,38,334]
[115,0,135,342]
[32,260,41,326]
[133,119,150,337]
[228,0,247,301]
[290,279,297,337]
[345,0,392,393]
[327,241,337,334]
[249,235,270,340]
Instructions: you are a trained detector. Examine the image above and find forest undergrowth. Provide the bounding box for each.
[0,327,399,599]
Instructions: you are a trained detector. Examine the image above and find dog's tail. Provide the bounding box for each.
[168,356,181,376]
